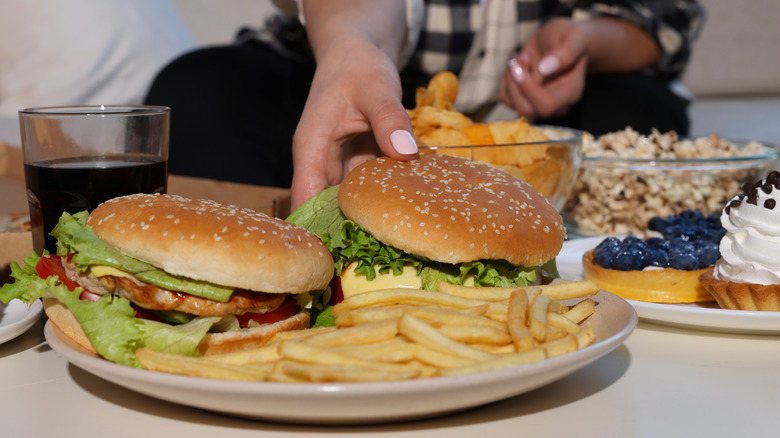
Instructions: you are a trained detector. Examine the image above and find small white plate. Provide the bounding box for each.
[558,237,780,335]
[0,299,43,344]
[44,289,636,425]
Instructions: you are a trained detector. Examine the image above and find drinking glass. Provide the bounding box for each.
[19,105,170,254]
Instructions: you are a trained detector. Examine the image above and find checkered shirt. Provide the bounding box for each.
[400,0,705,115]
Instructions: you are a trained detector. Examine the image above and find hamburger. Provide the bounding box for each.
[0,194,333,367]
[287,154,566,306]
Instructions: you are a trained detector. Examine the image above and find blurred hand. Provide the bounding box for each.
[499,18,588,119]
[290,36,418,209]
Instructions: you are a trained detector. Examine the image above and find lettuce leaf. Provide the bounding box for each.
[286,185,345,239]
[0,252,219,368]
[52,211,233,302]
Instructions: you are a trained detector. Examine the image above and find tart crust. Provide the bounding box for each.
[699,269,780,311]
[582,250,714,303]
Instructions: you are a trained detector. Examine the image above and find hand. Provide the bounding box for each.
[499,18,588,119]
[290,36,418,209]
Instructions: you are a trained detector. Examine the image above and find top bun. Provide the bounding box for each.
[338,154,565,267]
[87,194,333,294]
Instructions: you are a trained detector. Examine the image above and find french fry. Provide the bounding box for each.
[204,344,280,365]
[280,340,422,374]
[541,333,578,358]
[336,305,498,328]
[485,301,509,322]
[267,326,338,344]
[507,289,536,352]
[543,329,571,342]
[576,326,596,349]
[436,281,520,301]
[439,348,547,377]
[563,298,596,324]
[303,318,398,348]
[136,347,269,381]
[538,280,600,300]
[410,344,476,368]
[469,343,517,354]
[332,339,417,363]
[333,288,489,314]
[547,312,582,334]
[528,294,553,341]
[273,360,421,382]
[438,324,511,345]
[398,313,495,362]
[335,307,405,326]
[437,282,565,303]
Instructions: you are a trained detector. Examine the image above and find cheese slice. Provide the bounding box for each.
[340,261,422,298]
[90,265,136,280]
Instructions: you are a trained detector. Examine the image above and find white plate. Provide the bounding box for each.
[44,290,636,425]
[0,299,43,344]
[558,237,780,335]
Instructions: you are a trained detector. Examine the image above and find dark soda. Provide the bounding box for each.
[25,156,167,253]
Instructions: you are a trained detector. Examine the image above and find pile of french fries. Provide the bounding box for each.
[136,280,601,383]
[408,71,568,202]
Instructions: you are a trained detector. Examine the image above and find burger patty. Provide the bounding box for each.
[61,258,286,316]
[102,276,287,316]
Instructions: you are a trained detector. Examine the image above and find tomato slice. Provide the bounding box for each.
[236,296,300,328]
[35,254,81,292]
[329,276,344,306]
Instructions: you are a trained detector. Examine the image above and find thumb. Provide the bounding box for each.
[537,34,587,77]
[369,98,419,160]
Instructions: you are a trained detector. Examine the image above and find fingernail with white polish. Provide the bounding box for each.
[390,130,418,155]
[507,57,524,84]
[538,55,560,76]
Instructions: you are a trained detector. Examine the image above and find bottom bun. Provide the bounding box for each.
[582,250,714,303]
[43,297,311,359]
[699,269,780,311]
[44,298,97,355]
[197,310,310,355]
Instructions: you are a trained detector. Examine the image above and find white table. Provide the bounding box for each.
[2,315,779,438]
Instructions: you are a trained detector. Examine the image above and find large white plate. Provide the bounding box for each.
[44,290,636,425]
[558,237,780,335]
[0,299,43,344]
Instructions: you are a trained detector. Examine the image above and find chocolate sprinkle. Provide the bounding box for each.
[765,199,777,210]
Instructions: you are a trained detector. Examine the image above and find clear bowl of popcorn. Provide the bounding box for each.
[419,125,582,211]
[563,128,780,237]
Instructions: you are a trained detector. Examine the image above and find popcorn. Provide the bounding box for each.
[564,128,771,236]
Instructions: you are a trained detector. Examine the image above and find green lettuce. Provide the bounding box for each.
[52,211,233,302]
[0,253,220,367]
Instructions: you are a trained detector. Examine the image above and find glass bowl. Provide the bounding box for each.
[562,129,780,237]
[418,126,582,211]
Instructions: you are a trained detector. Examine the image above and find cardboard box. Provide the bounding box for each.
[0,142,291,284]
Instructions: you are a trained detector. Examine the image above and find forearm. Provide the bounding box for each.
[580,17,660,74]
[301,0,407,65]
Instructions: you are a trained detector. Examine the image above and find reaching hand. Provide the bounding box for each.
[290,36,418,209]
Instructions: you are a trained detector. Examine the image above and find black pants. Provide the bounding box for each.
[145,41,689,189]
[145,40,315,188]
[538,72,690,137]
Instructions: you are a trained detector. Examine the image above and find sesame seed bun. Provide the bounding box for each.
[87,194,333,294]
[338,154,565,267]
